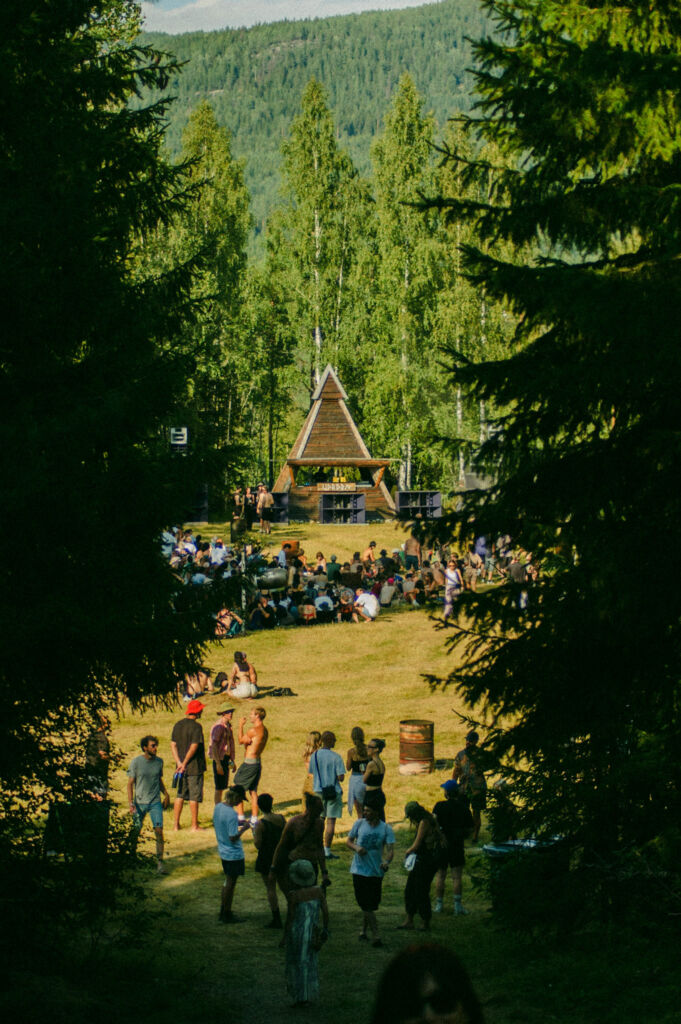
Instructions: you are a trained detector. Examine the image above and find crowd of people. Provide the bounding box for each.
[123,695,490,1009]
[161,522,538,649]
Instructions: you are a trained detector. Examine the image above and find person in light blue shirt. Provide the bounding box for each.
[311,732,345,860]
[277,542,291,568]
[346,804,394,946]
[213,785,251,923]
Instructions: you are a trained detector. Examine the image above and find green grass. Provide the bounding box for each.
[16,522,680,1024]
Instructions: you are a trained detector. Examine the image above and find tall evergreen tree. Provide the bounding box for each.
[0,0,228,880]
[433,0,681,916]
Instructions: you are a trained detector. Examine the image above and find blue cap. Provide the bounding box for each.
[441,779,459,793]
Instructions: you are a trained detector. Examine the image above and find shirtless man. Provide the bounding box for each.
[227,651,258,699]
[233,706,269,825]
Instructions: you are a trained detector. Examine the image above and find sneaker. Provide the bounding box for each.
[454,904,469,916]
[238,816,247,825]
[434,898,443,913]
[325,851,339,860]
[249,816,259,827]
[156,862,168,875]
[220,912,245,924]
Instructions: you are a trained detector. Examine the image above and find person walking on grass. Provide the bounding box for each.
[311,731,345,860]
[170,699,206,832]
[433,779,474,916]
[214,784,251,923]
[254,793,286,929]
[127,735,170,874]
[346,803,394,947]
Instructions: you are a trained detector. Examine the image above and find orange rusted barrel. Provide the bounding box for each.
[399,719,434,775]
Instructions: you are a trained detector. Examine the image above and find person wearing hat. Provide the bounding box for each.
[284,858,329,1006]
[432,780,474,915]
[214,785,251,923]
[170,698,206,832]
[209,707,236,805]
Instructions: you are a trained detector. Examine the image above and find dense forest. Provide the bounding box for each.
[137,2,507,499]
[140,0,488,239]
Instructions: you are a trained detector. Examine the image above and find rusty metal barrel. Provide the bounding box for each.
[399,719,434,775]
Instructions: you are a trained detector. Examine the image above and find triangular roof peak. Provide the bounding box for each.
[312,364,347,402]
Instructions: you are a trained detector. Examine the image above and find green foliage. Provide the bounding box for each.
[430,0,681,921]
[138,99,253,511]
[0,0,240,914]
[138,0,488,248]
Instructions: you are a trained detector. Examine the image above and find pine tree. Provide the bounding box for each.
[0,2,230,869]
[433,0,681,917]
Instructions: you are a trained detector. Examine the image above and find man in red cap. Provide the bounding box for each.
[170,698,206,831]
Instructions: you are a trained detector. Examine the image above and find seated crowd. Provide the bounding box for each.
[161,526,537,640]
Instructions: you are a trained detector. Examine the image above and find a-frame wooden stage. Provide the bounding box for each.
[273,365,395,521]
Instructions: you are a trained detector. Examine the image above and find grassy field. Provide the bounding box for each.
[21,523,680,1024]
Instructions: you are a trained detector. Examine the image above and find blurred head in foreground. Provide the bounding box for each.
[370,943,484,1024]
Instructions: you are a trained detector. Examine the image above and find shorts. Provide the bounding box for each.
[405,554,419,571]
[234,759,261,792]
[221,858,245,878]
[352,873,383,912]
[213,757,231,789]
[339,606,353,622]
[444,841,465,868]
[177,773,204,803]
[469,791,487,813]
[134,800,164,829]
[261,508,272,522]
[318,792,343,820]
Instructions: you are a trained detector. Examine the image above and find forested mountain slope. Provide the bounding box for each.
[141,0,487,242]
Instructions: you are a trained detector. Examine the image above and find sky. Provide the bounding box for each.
[140,0,440,34]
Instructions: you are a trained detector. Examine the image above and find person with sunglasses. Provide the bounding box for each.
[127,735,170,874]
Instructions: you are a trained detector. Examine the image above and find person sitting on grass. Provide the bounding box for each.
[354,587,380,622]
[215,606,244,637]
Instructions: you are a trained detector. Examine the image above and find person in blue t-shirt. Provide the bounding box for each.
[213,785,251,923]
[346,804,394,947]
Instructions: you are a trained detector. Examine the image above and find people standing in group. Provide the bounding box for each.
[303,730,322,801]
[126,734,170,874]
[311,731,346,860]
[271,793,329,897]
[433,779,474,916]
[452,730,487,842]
[346,803,394,947]
[346,726,369,818]
[400,801,448,931]
[226,650,258,698]
[233,706,268,825]
[209,707,236,805]
[170,699,206,832]
[253,793,286,929]
[364,738,387,821]
[213,784,251,923]
[284,859,329,1007]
